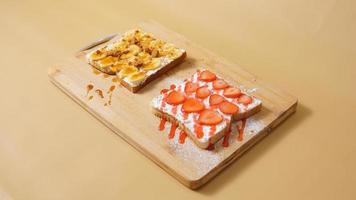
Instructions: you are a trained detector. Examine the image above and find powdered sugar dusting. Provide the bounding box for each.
[158,115,266,176]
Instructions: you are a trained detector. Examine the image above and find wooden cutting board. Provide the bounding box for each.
[48,20,297,189]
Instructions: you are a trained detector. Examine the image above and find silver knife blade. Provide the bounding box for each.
[78,33,117,52]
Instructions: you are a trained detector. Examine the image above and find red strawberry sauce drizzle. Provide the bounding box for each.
[193,113,204,139]
[209,125,216,136]
[178,130,187,144]
[237,119,247,141]
[169,123,178,139]
[160,92,168,110]
[207,143,215,151]
[222,120,232,147]
[159,118,166,131]
[183,112,189,120]
[157,70,252,148]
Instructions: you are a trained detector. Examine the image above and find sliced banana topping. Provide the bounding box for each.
[149,39,165,50]
[142,57,161,71]
[117,65,138,79]
[110,60,129,73]
[137,52,151,65]
[87,29,184,79]
[128,44,141,55]
[120,52,135,60]
[97,56,118,67]
[128,71,146,83]
[89,50,107,61]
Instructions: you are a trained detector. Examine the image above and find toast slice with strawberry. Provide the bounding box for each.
[86,29,186,93]
[151,69,262,149]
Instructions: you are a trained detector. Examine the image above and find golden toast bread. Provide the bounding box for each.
[86,29,186,93]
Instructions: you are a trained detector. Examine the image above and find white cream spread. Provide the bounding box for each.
[151,69,262,144]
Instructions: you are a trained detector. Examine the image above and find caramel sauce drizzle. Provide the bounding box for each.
[86,84,94,96]
[107,85,116,105]
[95,89,104,98]
[108,85,116,94]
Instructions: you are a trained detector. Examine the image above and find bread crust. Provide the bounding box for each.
[152,99,262,149]
[152,106,226,149]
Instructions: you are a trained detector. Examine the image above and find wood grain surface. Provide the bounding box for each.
[48,21,297,189]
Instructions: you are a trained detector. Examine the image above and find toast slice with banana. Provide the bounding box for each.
[86,29,186,93]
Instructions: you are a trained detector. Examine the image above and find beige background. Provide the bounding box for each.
[0,0,355,199]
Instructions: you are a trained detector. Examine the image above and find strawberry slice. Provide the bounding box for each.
[196,86,211,99]
[182,98,205,113]
[209,94,225,106]
[166,91,186,105]
[223,87,242,98]
[213,79,229,89]
[198,70,216,82]
[238,94,253,105]
[198,110,223,125]
[219,101,239,115]
[185,81,199,93]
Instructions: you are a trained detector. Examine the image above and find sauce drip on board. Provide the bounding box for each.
[86,84,94,95]
[89,65,120,106]
[159,118,167,131]
[85,82,118,106]
[107,85,116,105]
[222,123,232,147]
[169,123,178,139]
[207,143,215,151]
[95,89,104,98]
[178,131,187,144]
[237,119,247,141]
[107,85,116,94]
